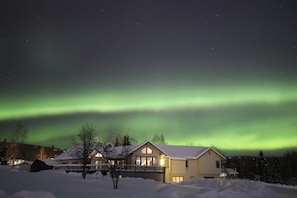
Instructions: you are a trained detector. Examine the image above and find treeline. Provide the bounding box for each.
[225,150,297,185]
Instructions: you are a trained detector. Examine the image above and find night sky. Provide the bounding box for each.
[1,0,297,155]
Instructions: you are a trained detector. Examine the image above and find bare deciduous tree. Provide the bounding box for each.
[152,133,167,145]
[9,121,28,165]
[75,123,96,179]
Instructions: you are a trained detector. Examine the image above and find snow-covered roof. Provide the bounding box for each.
[38,158,59,166]
[54,141,225,161]
[106,145,137,159]
[55,144,111,160]
[127,140,225,160]
[55,146,83,160]
[157,144,211,159]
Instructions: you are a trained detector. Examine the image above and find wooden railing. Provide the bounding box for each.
[53,163,165,173]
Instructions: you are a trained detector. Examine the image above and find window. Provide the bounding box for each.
[95,152,102,157]
[172,176,184,183]
[147,147,153,154]
[141,146,153,154]
[135,156,157,166]
[216,160,220,168]
[185,160,188,168]
[95,160,102,169]
[141,147,146,154]
[136,157,141,166]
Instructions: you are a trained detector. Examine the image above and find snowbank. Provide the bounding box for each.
[181,179,275,198]
[7,191,55,198]
[1,166,297,198]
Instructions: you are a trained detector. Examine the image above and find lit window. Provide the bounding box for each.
[147,157,156,166]
[95,160,102,169]
[95,152,102,157]
[172,176,184,183]
[141,158,146,166]
[141,146,153,154]
[141,147,146,154]
[135,157,157,166]
[136,157,141,165]
[147,147,152,154]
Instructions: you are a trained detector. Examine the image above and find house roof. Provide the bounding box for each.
[55,146,83,160]
[129,140,225,160]
[55,143,112,160]
[37,158,59,166]
[157,144,211,159]
[54,141,225,161]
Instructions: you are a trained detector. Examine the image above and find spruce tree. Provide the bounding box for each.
[258,150,270,182]
[0,139,8,165]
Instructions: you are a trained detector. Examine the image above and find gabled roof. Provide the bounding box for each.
[37,158,59,166]
[157,144,210,159]
[55,146,82,160]
[54,141,225,161]
[55,144,111,160]
[157,144,225,160]
[126,140,225,160]
[129,140,160,154]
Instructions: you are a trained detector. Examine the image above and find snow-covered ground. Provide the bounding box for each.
[0,166,296,198]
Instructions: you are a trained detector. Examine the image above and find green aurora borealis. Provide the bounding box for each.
[1,80,297,154]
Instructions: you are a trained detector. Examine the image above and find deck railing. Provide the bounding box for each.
[54,163,165,173]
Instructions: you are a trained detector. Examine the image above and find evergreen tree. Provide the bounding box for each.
[121,134,131,146]
[114,137,120,146]
[272,157,281,183]
[258,150,270,182]
[0,139,8,165]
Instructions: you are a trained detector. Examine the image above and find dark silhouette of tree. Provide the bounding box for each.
[75,123,96,179]
[114,137,120,146]
[110,165,121,189]
[282,151,297,181]
[258,150,270,182]
[152,133,167,145]
[121,134,131,146]
[272,157,281,183]
[0,138,8,165]
[119,133,136,146]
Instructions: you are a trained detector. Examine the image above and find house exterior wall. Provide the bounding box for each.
[165,149,223,182]
[185,159,199,180]
[166,158,198,182]
[198,149,222,178]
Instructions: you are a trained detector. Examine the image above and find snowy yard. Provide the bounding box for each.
[0,166,297,198]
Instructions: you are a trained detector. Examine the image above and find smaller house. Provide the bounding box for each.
[31,158,58,172]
